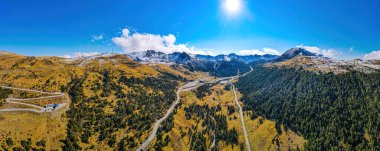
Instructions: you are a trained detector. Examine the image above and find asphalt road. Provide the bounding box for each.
[0,86,66,113]
[136,84,185,151]
[231,82,251,151]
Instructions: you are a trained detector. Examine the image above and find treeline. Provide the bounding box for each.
[61,70,179,150]
[237,67,380,150]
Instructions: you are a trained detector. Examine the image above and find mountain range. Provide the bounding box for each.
[126,50,279,77]
[126,48,380,75]
[126,50,279,64]
[1,48,380,150]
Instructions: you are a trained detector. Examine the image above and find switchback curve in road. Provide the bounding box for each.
[0,85,66,113]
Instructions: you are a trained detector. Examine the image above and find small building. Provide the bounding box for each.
[45,104,58,109]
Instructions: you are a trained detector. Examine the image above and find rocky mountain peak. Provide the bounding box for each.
[282,48,317,58]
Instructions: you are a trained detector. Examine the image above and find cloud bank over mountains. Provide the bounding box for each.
[63,28,379,60]
[296,45,340,58]
[364,51,380,60]
[237,48,281,56]
[112,28,283,56]
[295,45,380,60]
[112,28,212,55]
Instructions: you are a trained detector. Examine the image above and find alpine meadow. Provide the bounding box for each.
[1,0,380,151]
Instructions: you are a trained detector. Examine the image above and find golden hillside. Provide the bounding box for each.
[0,51,195,150]
[0,51,306,151]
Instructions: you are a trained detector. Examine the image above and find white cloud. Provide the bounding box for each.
[112,28,211,55]
[296,45,339,58]
[63,52,100,58]
[364,51,380,60]
[321,49,336,58]
[296,45,321,54]
[92,34,104,42]
[262,48,281,55]
[237,47,281,56]
[238,49,262,55]
[122,29,130,37]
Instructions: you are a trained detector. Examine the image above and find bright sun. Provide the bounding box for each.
[223,0,242,14]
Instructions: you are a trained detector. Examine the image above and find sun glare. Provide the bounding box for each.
[223,0,242,15]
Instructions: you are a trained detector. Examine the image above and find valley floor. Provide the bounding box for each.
[146,81,305,151]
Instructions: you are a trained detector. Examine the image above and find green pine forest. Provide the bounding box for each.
[237,66,380,150]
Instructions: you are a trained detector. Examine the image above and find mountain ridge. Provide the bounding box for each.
[2,49,380,75]
[126,50,279,64]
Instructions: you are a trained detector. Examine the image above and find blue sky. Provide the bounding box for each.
[1,0,380,59]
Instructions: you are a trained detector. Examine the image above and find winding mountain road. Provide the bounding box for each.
[0,108,45,113]
[0,86,66,113]
[137,85,184,151]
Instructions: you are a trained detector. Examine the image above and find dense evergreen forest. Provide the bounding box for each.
[237,67,380,150]
[61,70,179,150]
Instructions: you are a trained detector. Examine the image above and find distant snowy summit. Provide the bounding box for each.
[58,48,380,74]
[196,53,278,63]
[126,50,279,64]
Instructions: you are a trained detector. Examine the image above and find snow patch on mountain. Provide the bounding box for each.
[127,50,279,64]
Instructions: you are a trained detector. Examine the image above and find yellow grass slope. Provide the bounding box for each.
[0,51,192,150]
[0,105,69,150]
